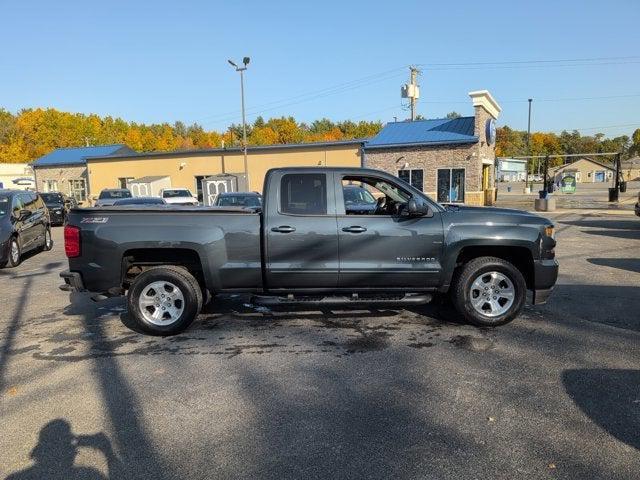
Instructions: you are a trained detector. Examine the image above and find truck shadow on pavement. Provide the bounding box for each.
[5,419,123,480]
[562,369,640,451]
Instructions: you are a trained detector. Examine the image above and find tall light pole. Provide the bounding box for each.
[526,98,532,191]
[228,57,250,188]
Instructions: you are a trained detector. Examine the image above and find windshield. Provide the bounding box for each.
[40,192,64,204]
[99,190,131,199]
[163,190,192,198]
[0,196,9,217]
[343,186,376,204]
[216,195,261,207]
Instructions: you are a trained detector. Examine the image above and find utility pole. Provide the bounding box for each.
[526,98,532,191]
[410,67,418,121]
[401,66,421,121]
[228,57,251,189]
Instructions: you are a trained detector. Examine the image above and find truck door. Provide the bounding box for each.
[264,170,339,290]
[336,172,443,289]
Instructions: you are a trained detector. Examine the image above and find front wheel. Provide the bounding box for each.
[42,228,53,251]
[5,237,21,268]
[452,256,526,327]
[127,266,203,335]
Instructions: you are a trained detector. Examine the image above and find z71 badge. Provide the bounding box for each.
[81,217,109,224]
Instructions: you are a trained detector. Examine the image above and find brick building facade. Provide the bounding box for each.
[364,90,501,206]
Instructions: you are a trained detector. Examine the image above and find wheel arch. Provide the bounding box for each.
[445,244,535,291]
[121,248,209,293]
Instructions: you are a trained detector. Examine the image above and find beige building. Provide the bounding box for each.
[550,158,614,184]
[86,140,363,204]
[364,91,501,205]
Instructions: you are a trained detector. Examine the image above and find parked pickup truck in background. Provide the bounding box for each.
[60,167,559,335]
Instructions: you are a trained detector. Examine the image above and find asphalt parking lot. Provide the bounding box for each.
[1,212,639,479]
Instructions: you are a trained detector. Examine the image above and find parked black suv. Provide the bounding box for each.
[40,192,72,225]
[0,190,53,268]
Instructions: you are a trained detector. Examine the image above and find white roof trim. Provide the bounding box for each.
[468,90,502,118]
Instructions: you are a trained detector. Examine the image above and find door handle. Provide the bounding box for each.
[342,226,367,233]
[271,225,296,233]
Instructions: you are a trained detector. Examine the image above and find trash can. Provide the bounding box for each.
[608,187,619,202]
[507,186,512,193]
[620,181,627,193]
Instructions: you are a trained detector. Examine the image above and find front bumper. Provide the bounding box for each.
[59,270,86,292]
[532,258,559,305]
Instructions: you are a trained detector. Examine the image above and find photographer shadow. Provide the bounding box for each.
[6,419,124,480]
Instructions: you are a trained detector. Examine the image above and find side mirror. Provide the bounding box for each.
[406,199,432,217]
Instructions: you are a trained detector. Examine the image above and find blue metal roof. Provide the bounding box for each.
[31,144,132,167]
[365,116,477,149]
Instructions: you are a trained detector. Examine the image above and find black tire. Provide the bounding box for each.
[452,256,526,327]
[127,265,203,335]
[6,237,21,268]
[42,228,53,251]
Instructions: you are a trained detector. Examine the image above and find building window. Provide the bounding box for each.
[397,169,424,191]
[68,179,87,202]
[437,168,465,203]
[118,177,134,189]
[280,173,327,215]
[43,180,58,192]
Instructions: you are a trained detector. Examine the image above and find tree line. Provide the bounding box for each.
[496,126,640,171]
[0,108,382,164]
[0,107,638,166]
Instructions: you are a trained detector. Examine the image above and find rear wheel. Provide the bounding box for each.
[127,266,203,335]
[452,256,526,327]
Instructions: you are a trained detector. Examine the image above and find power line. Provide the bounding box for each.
[417,55,640,67]
[197,67,407,124]
[195,56,640,126]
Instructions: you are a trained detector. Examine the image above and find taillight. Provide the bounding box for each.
[64,225,81,258]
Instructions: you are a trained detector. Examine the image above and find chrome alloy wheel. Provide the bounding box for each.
[138,281,185,325]
[469,271,515,318]
[10,240,19,264]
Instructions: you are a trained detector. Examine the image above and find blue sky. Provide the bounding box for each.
[1,0,639,137]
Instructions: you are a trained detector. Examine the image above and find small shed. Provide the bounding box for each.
[200,173,248,206]
[128,176,171,197]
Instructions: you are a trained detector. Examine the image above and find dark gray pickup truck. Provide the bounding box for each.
[61,167,558,335]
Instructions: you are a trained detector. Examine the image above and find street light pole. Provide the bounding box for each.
[228,57,250,189]
[526,98,532,191]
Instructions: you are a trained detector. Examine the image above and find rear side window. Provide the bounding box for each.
[20,193,37,210]
[280,174,327,215]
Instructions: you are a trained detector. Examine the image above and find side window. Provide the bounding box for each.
[342,175,413,216]
[280,174,327,215]
[21,193,36,211]
[12,195,24,215]
[35,194,45,210]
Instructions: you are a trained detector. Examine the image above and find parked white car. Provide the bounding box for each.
[159,188,199,206]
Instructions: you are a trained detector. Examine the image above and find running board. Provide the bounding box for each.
[251,292,433,306]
